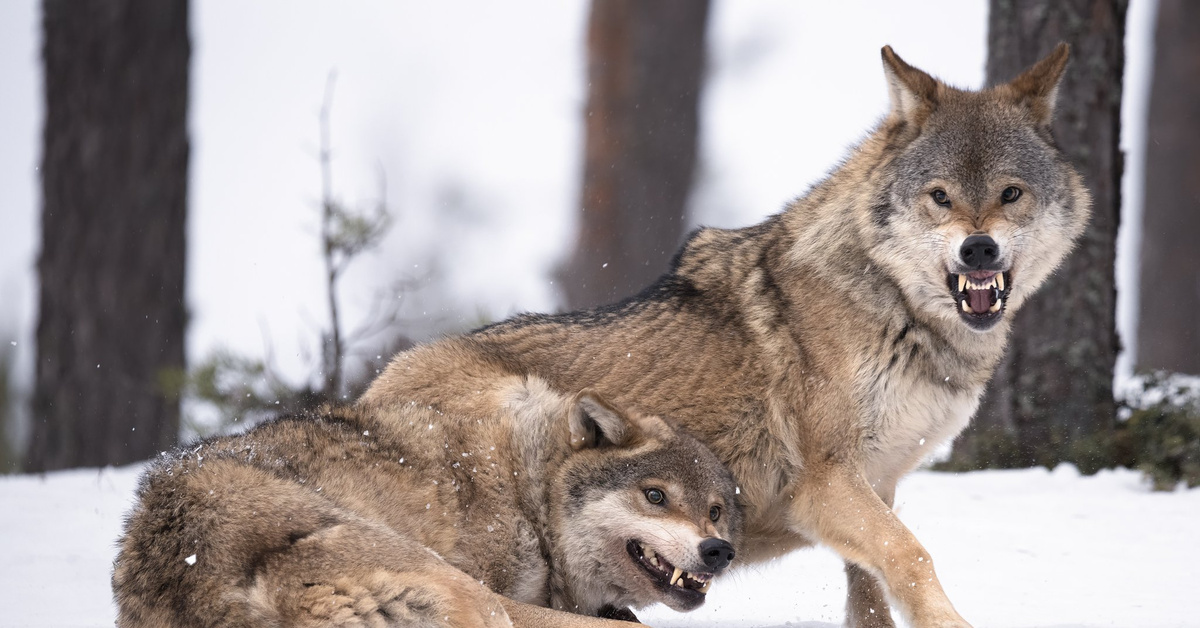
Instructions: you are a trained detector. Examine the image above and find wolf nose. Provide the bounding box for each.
[698,538,735,571]
[960,234,1000,269]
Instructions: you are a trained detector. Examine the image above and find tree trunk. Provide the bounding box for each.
[1136,0,1200,375]
[25,0,190,471]
[558,0,710,310]
[947,0,1126,472]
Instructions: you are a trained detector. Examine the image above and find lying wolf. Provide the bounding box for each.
[113,377,741,627]
[361,45,1089,627]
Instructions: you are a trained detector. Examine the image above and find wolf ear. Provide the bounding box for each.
[881,45,939,124]
[568,390,675,450]
[1006,42,1070,127]
[568,391,635,450]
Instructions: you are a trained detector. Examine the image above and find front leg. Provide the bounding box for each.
[846,481,898,628]
[788,462,970,628]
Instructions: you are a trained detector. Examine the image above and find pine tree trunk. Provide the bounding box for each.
[558,0,710,310]
[25,0,190,471]
[1136,0,1200,375]
[948,0,1126,472]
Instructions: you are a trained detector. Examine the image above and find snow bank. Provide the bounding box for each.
[2,464,1195,627]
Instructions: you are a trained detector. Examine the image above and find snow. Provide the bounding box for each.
[2,464,1196,628]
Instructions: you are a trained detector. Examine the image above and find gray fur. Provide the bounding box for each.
[112,378,740,627]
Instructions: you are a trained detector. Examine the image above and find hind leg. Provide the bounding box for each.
[116,458,508,628]
[247,521,511,628]
[845,562,895,628]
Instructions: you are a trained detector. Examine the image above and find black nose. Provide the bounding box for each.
[959,234,1000,269]
[698,537,734,571]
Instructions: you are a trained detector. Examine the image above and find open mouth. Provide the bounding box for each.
[948,270,1011,331]
[626,540,711,604]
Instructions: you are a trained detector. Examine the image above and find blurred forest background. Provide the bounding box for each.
[0,0,1196,487]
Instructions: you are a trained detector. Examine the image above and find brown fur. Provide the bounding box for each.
[112,377,741,627]
[361,45,1089,627]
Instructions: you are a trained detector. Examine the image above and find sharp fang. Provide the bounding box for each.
[958,274,966,292]
[699,581,711,593]
[670,567,683,586]
[989,299,1002,313]
[644,547,655,559]
[961,299,969,311]
[997,273,1005,291]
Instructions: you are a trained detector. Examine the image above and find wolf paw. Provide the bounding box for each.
[598,605,640,623]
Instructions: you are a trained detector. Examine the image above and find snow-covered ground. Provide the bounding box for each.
[2,464,1195,628]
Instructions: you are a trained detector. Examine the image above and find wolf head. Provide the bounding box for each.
[550,391,742,613]
[864,44,1090,333]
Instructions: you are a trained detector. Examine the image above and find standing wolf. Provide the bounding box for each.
[362,45,1089,627]
[113,378,741,627]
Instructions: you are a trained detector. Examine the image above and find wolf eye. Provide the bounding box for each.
[931,189,950,207]
[644,488,665,505]
[709,505,721,522]
[1001,186,1022,203]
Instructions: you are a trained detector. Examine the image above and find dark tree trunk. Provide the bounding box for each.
[558,0,710,310]
[25,0,190,471]
[947,0,1126,472]
[1136,0,1200,375]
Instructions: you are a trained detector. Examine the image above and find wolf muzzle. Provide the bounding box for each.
[959,234,1000,271]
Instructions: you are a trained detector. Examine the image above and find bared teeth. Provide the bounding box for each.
[959,274,1002,291]
[638,542,713,593]
[670,567,683,586]
[955,272,1009,315]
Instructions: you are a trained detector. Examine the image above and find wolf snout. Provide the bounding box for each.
[959,234,1000,270]
[698,537,735,571]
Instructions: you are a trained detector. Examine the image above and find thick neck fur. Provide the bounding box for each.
[490,381,591,612]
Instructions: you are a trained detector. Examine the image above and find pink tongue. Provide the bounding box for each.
[967,288,993,314]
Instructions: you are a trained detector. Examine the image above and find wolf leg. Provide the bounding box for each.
[788,463,969,628]
[845,480,898,628]
[845,562,895,628]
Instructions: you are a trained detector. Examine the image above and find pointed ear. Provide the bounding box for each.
[1006,42,1070,127]
[568,390,636,450]
[881,45,939,124]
